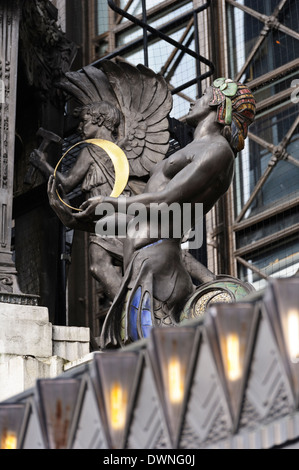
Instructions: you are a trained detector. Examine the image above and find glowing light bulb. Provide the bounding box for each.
[168,358,184,404]
[287,309,299,363]
[110,382,127,430]
[226,333,241,381]
[1,431,17,449]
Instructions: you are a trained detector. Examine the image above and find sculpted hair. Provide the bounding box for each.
[75,101,121,132]
[209,79,256,154]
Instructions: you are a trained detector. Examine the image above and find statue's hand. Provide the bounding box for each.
[74,196,105,222]
[47,175,75,228]
[29,149,47,169]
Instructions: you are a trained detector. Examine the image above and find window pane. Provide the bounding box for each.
[227,0,299,82]
[238,236,299,291]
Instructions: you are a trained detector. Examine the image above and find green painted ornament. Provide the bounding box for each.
[179,275,255,323]
[213,78,238,97]
[213,78,238,126]
[225,96,232,124]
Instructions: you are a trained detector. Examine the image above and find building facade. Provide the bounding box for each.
[1,0,299,450]
[12,0,299,339]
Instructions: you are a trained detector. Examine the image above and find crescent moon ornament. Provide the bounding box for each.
[53,139,130,211]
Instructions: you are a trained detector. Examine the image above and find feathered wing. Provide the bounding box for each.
[57,59,173,177]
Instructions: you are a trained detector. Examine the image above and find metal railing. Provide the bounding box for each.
[90,0,215,98]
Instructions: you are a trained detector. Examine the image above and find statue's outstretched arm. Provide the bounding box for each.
[74,145,226,223]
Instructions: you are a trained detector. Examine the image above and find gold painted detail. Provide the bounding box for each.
[54,139,130,211]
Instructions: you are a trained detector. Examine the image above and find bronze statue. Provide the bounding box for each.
[30,60,173,301]
[47,75,256,348]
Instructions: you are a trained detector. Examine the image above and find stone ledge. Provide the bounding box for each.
[0,302,92,400]
[52,325,90,342]
[52,326,91,362]
[0,318,52,357]
[0,303,49,322]
[0,292,39,306]
[53,340,90,363]
[63,352,97,372]
[0,355,66,402]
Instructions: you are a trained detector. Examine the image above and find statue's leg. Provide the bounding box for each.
[89,212,132,302]
[181,249,216,285]
[88,242,122,301]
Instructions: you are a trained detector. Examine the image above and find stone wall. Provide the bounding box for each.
[0,302,90,401]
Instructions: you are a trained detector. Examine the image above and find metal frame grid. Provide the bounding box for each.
[207,0,299,290]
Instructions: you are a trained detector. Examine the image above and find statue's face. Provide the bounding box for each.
[78,113,98,139]
[186,87,213,127]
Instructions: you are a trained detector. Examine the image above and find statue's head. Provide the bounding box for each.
[209,78,256,153]
[75,101,121,137]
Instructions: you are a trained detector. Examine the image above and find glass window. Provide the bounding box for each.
[95,0,197,119]
[96,0,109,35]
[117,1,192,42]
[226,0,299,82]
[234,103,299,217]
[227,0,299,289]
[238,235,299,291]
[118,1,197,119]
[120,0,162,17]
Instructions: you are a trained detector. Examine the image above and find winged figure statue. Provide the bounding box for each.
[30,59,175,304]
[57,59,173,178]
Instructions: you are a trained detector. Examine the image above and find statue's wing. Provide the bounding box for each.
[57,65,125,138]
[99,60,173,176]
[57,64,117,105]
[57,59,173,177]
